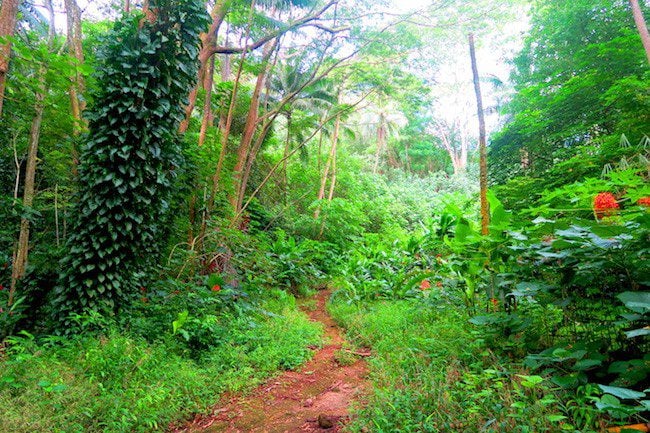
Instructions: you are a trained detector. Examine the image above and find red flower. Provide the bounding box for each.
[420,280,431,290]
[436,281,443,288]
[0,284,4,291]
[211,284,221,292]
[593,192,619,218]
[637,197,650,207]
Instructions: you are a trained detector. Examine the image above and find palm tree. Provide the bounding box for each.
[267,53,337,200]
[357,96,407,173]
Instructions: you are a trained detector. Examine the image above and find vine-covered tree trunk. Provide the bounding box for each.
[469,33,489,235]
[55,0,209,325]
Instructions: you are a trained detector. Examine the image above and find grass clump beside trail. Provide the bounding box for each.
[330,299,603,433]
[0,294,322,433]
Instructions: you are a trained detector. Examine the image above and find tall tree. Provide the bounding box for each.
[64,0,86,135]
[9,0,57,305]
[469,33,489,235]
[490,0,650,184]
[0,0,20,117]
[432,118,470,175]
[179,0,337,133]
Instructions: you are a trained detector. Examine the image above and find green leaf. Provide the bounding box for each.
[618,292,650,314]
[518,374,545,388]
[172,310,189,335]
[624,328,650,338]
[598,385,646,400]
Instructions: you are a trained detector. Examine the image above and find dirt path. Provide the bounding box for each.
[172,289,370,433]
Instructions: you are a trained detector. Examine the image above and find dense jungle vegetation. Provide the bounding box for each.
[0,0,648,431]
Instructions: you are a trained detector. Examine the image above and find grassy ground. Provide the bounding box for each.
[0,295,322,433]
[329,299,605,433]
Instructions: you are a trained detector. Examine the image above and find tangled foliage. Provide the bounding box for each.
[55,0,209,324]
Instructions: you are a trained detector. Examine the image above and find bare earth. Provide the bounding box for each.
[171,289,370,433]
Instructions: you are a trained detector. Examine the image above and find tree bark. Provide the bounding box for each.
[217,53,231,131]
[10,0,56,302]
[469,33,489,235]
[314,113,339,219]
[179,0,229,133]
[181,0,338,133]
[0,0,20,117]
[64,0,86,136]
[282,111,292,204]
[231,42,275,214]
[373,117,386,174]
[629,0,650,64]
[435,120,467,175]
[198,54,215,146]
[327,131,337,201]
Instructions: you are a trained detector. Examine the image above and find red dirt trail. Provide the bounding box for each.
[171,289,370,433]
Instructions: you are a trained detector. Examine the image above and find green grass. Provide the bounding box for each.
[329,299,604,433]
[0,296,322,433]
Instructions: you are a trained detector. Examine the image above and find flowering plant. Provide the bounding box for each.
[593,192,619,219]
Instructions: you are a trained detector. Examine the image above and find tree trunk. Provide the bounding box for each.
[282,111,292,204]
[9,70,47,305]
[198,54,215,146]
[469,33,489,235]
[373,118,386,174]
[0,0,20,117]
[459,133,468,173]
[405,141,411,173]
[327,133,337,201]
[217,52,231,131]
[629,0,650,64]
[436,122,466,176]
[64,0,86,136]
[231,42,275,214]
[314,113,339,219]
[180,0,230,132]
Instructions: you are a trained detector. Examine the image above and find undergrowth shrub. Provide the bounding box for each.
[330,300,605,433]
[0,293,322,433]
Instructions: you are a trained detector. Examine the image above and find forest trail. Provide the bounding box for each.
[173,289,370,433]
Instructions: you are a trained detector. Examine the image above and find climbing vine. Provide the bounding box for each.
[55,0,209,323]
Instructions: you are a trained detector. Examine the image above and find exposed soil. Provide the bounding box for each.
[171,289,370,433]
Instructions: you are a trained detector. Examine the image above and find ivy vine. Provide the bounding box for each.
[54,0,209,324]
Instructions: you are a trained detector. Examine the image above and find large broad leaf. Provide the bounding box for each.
[511,281,548,297]
[618,292,650,314]
[454,219,474,243]
[624,327,650,338]
[598,384,646,400]
[172,310,189,335]
[488,191,511,228]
